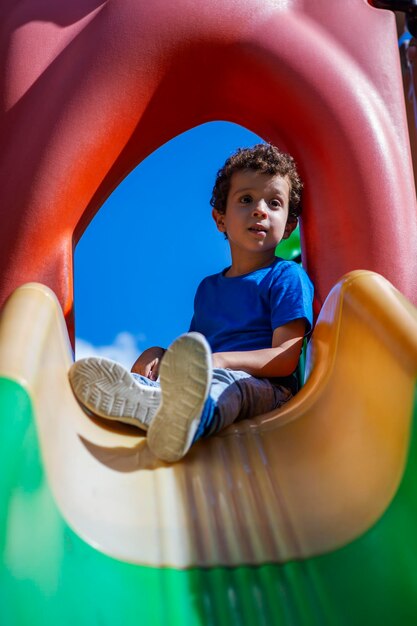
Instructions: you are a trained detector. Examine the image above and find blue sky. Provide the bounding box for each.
[74,122,265,366]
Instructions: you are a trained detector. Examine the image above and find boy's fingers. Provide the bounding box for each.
[148,359,161,381]
[143,363,153,378]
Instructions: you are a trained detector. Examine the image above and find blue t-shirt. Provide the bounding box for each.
[189,257,314,391]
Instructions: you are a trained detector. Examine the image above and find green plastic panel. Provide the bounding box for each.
[275,225,301,261]
[1,376,417,625]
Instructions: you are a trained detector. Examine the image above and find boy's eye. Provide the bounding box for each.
[240,195,252,204]
[269,199,282,208]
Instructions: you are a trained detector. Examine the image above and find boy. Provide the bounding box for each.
[69,144,314,462]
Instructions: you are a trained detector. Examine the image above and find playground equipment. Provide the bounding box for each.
[1,1,417,624]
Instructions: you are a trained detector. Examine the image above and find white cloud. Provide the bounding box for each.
[75,332,145,369]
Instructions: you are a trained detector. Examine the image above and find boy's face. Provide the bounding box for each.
[212,169,297,260]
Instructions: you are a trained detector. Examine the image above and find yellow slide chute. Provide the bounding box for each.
[1,272,416,569]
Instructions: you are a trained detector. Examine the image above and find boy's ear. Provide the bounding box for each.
[212,208,226,233]
[283,216,298,239]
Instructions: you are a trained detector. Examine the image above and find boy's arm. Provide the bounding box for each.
[211,318,306,378]
[131,346,166,381]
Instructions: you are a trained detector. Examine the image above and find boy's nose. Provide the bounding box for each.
[253,201,268,217]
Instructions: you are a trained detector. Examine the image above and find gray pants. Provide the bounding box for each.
[132,368,292,438]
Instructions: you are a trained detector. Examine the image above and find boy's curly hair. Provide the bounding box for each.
[210,143,303,219]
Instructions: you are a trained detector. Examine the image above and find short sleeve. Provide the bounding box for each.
[188,277,205,333]
[188,315,196,332]
[269,262,314,335]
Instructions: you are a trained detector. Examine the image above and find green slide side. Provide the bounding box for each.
[1,376,417,626]
[276,225,301,262]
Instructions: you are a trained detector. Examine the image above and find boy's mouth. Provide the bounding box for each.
[248,224,268,235]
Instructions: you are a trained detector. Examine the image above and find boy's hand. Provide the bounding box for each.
[212,353,226,369]
[131,346,166,381]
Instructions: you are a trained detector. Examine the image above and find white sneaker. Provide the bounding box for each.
[68,357,161,430]
[147,332,212,462]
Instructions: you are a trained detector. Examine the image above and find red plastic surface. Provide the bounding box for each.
[1,0,417,340]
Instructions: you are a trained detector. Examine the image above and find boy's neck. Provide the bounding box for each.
[225,252,277,277]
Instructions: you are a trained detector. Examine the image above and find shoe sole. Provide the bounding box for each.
[147,333,212,462]
[68,357,161,430]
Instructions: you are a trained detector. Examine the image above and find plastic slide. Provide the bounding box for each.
[1,271,417,624]
[2,0,417,623]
